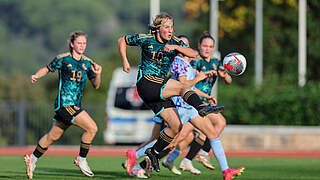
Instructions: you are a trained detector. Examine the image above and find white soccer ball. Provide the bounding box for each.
[222,52,247,76]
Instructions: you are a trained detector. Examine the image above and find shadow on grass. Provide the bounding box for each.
[39,167,132,179]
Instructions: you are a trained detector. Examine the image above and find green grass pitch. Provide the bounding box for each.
[0,155,319,179]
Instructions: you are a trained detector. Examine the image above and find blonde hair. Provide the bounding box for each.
[149,12,174,34]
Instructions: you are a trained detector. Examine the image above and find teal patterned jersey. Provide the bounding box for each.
[47,52,96,110]
[125,34,188,79]
[191,57,221,103]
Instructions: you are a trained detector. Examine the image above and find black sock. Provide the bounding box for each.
[158,148,171,159]
[182,90,204,111]
[139,148,171,169]
[202,137,211,153]
[140,159,147,169]
[33,144,48,158]
[185,137,204,160]
[79,141,91,158]
[151,131,173,157]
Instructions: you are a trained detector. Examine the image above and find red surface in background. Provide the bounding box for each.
[1,146,320,158]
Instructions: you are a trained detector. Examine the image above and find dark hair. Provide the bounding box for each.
[177,35,189,39]
[69,31,88,53]
[149,12,174,34]
[199,31,215,45]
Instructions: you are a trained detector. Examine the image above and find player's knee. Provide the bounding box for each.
[170,122,181,135]
[218,116,227,129]
[186,133,194,143]
[88,124,98,135]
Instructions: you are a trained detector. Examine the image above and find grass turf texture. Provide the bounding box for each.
[0,155,319,180]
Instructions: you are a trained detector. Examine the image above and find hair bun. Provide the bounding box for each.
[202,30,210,36]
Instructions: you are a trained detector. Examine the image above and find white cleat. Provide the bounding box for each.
[162,158,181,175]
[131,164,149,179]
[74,156,94,177]
[179,160,201,175]
[24,154,36,179]
[196,153,216,170]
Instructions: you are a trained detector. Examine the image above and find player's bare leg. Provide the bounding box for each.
[145,108,181,172]
[25,122,68,179]
[197,113,226,170]
[72,111,97,177]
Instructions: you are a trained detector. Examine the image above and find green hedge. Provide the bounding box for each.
[218,82,320,125]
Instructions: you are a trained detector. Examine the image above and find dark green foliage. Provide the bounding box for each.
[219,81,320,125]
[0,0,319,138]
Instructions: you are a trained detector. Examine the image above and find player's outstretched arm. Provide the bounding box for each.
[164,45,198,58]
[118,36,131,73]
[90,63,102,89]
[30,67,49,84]
[218,66,232,84]
[194,87,217,106]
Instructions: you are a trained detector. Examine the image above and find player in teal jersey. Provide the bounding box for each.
[118,13,223,173]
[24,31,102,179]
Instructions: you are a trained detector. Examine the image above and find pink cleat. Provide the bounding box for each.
[223,167,245,180]
[126,150,137,175]
[24,154,36,179]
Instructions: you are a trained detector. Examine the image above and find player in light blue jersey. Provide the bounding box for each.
[118,12,223,174]
[24,31,102,179]
[187,32,244,180]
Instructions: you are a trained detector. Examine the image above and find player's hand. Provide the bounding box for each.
[91,63,102,75]
[196,71,207,81]
[164,45,177,52]
[207,96,217,106]
[218,66,228,78]
[123,61,131,73]
[30,75,39,83]
[205,70,217,77]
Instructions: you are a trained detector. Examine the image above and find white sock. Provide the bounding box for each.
[182,158,191,163]
[199,149,209,156]
[30,154,38,162]
[78,155,86,161]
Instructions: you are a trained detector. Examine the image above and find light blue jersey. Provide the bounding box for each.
[170,56,198,124]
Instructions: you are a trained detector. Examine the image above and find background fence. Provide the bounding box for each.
[0,100,106,146]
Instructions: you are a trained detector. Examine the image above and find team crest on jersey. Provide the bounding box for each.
[212,64,217,70]
[148,45,153,49]
[67,64,72,67]
[201,66,206,70]
[82,64,87,70]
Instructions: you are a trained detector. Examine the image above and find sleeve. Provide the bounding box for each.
[87,62,97,80]
[191,60,201,71]
[170,58,188,77]
[47,57,63,72]
[125,34,142,47]
[177,39,188,48]
[216,59,222,71]
[190,60,197,69]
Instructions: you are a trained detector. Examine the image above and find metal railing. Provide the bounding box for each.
[0,100,105,146]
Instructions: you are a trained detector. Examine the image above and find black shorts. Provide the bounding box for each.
[136,74,175,114]
[53,106,83,125]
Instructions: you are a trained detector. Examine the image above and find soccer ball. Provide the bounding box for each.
[222,52,247,76]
